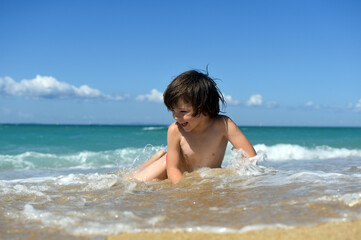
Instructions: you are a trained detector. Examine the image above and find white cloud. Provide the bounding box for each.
[136,89,163,103]
[0,75,125,101]
[356,99,361,108]
[246,94,263,106]
[18,111,32,119]
[305,101,320,109]
[244,94,277,108]
[305,101,313,107]
[266,101,278,108]
[224,94,239,105]
[354,99,361,112]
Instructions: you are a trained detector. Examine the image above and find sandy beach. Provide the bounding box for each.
[107,219,361,240]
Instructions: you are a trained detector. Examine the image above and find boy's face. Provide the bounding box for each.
[172,98,204,132]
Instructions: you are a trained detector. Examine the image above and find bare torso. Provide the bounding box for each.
[177,116,228,171]
[132,114,255,183]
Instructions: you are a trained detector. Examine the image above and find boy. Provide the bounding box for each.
[132,70,256,184]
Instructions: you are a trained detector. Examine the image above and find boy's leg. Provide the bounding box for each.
[132,154,167,181]
[136,150,167,170]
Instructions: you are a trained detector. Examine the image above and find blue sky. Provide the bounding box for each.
[0,0,360,126]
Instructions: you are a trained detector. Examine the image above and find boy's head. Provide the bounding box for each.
[163,70,225,118]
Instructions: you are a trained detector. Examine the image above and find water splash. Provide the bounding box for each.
[226,148,268,176]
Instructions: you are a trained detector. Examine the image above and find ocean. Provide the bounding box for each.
[1,124,361,239]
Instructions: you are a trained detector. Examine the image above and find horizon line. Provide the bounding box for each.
[1,122,360,128]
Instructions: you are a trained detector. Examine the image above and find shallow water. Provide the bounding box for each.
[1,125,361,239]
[1,153,361,239]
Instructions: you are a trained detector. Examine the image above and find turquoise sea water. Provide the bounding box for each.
[1,124,361,239]
[1,125,360,171]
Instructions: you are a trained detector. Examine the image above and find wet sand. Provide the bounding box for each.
[107,219,361,240]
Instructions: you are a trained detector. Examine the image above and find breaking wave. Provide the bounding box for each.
[1,144,360,171]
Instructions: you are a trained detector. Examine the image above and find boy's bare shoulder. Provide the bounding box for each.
[167,122,182,146]
[218,115,238,124]
[214,114,231,127]
[218,114,236,120]
[167,122,182,137]
[214,115,238,134]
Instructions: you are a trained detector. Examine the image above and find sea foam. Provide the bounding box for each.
[254,144,361,161]
[1,144,360,172]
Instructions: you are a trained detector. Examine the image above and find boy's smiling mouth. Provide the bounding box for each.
[177,122,188,128]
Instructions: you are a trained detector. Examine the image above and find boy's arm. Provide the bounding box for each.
[225,117,256,158]
[166,123,184,184]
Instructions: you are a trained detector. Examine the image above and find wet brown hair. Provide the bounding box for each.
[163,70,225,118]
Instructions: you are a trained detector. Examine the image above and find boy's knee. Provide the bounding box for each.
[159,149,167,155]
